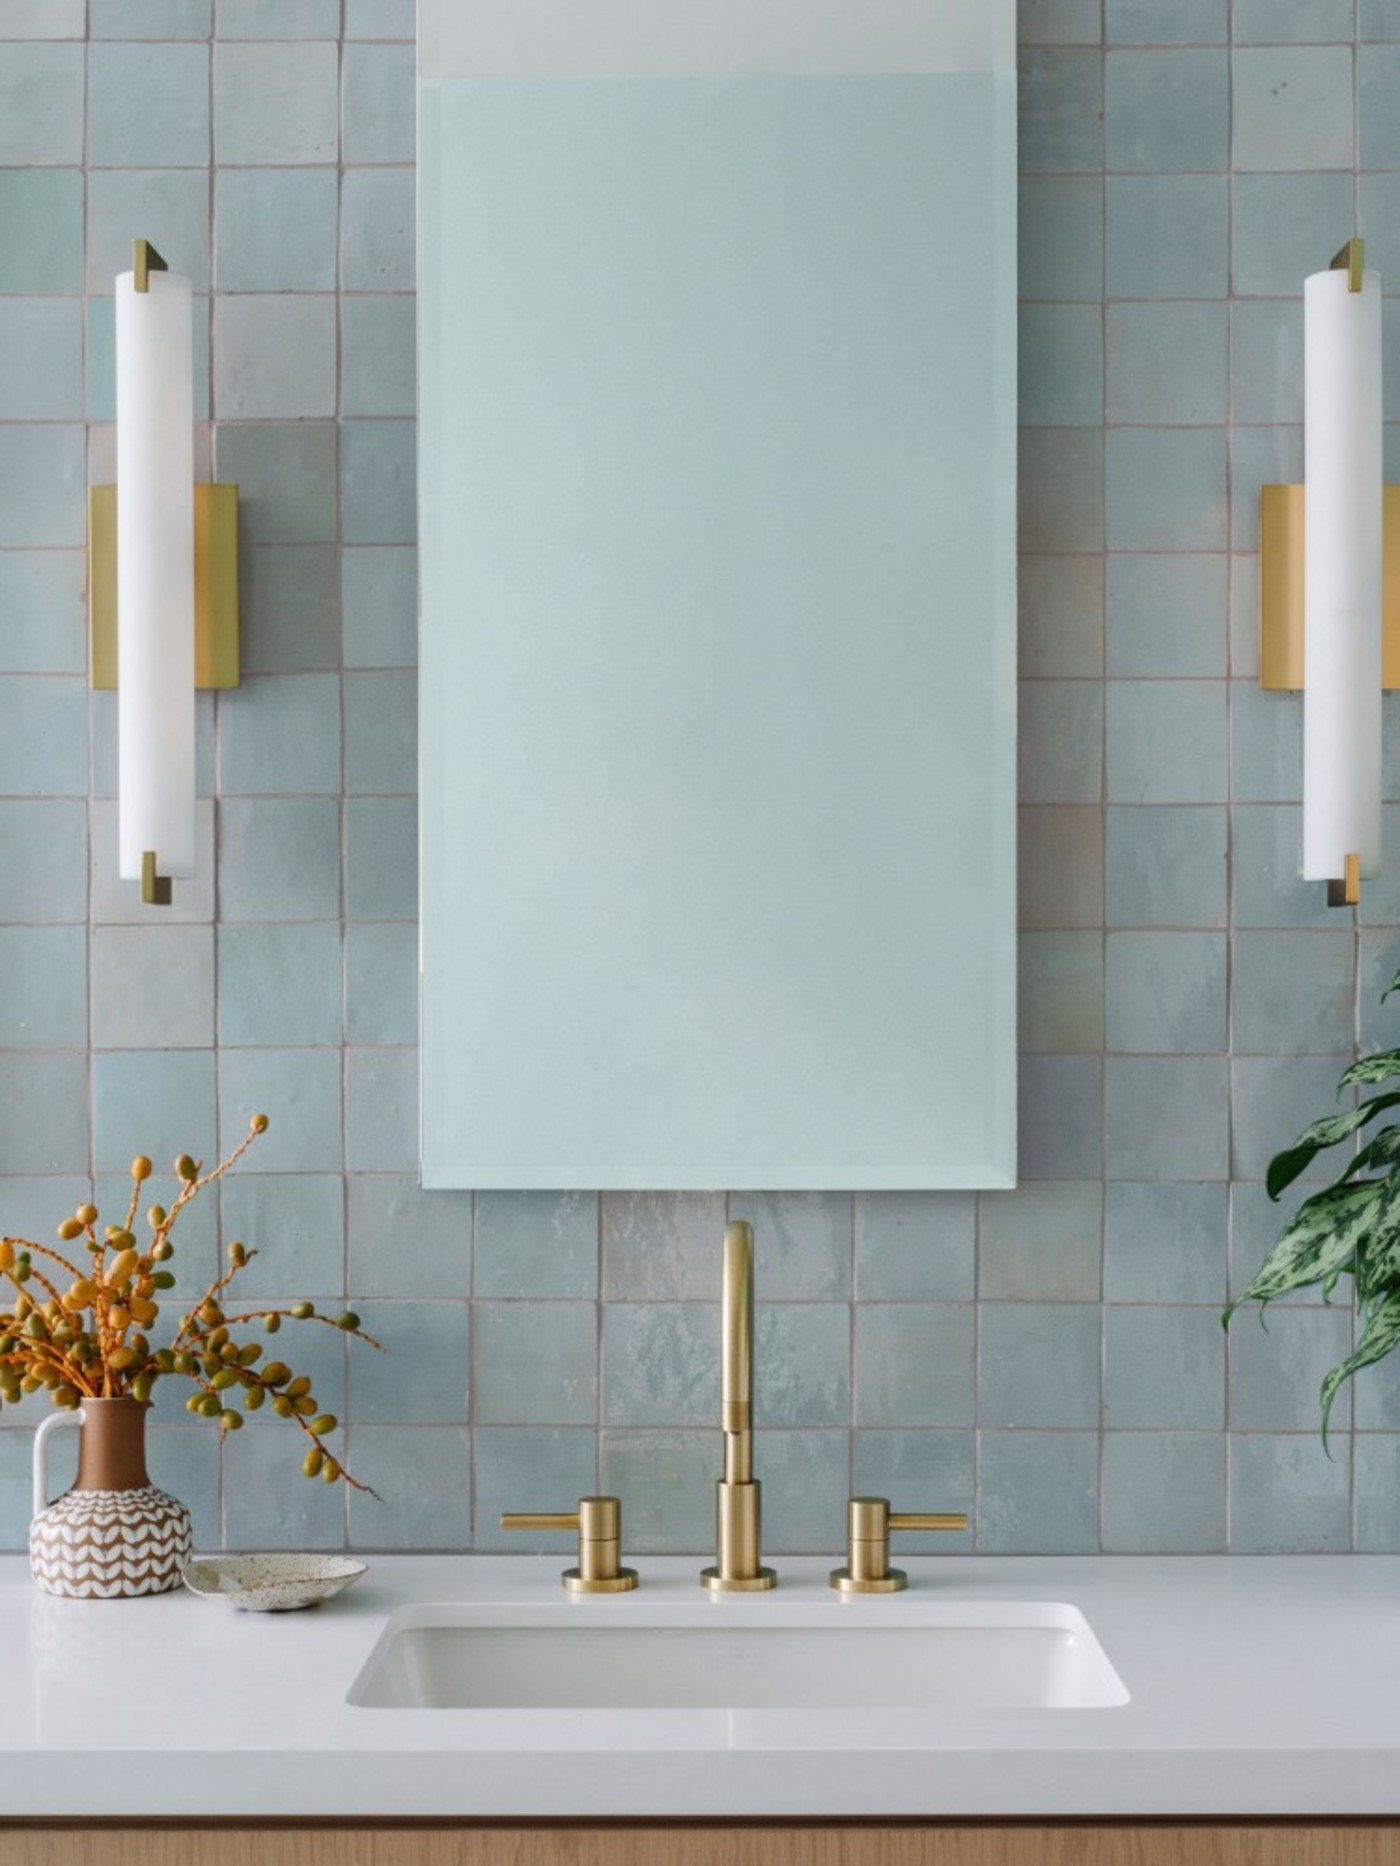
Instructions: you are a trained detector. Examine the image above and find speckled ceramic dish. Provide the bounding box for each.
[181,1554,368,1612]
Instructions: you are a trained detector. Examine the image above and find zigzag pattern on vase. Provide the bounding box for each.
[30,1485,192,1599]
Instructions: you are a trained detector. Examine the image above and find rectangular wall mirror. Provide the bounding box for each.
[419,0,1016,1190]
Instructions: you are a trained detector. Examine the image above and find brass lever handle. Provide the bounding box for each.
[500,1494,639,1594]
[829,1495,967,1594]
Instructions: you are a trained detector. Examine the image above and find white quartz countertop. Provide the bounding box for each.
[4,1552,1400,1820]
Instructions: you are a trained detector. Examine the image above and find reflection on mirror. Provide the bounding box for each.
[419,0,1016,1190]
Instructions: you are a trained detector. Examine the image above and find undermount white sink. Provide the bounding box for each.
[349,1600,1129,1712]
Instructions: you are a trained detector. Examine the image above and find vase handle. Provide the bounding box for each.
[32,1412,80,1520]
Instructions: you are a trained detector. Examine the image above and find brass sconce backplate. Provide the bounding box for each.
[88,483,241,691]
[1259,482,1400,692]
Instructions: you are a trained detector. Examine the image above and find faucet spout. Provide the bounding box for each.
[701,1220,776,1591]
[721,1220,753,1485]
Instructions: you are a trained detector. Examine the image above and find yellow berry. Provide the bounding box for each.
[250,1113,269,1134]
[56,1219,83,1243]
[131,1156,152,1182]
[175,1155,197,1183]
[76,1205,97,1228]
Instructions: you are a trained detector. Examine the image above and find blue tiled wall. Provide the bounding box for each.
[1,0,1397,1557]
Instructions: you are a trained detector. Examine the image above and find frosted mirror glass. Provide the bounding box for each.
[418,0,1017,1190]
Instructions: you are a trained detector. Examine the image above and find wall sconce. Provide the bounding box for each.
[1260,238,1389,909]
[88,239,240,907]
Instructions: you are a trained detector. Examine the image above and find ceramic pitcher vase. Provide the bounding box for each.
[29,1397,191,1599]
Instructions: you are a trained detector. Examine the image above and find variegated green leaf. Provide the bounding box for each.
[1224,1180,1383,1322]
[1327,1125,1400,1189]
[1338,1050,1400,1092]
[1266,1093,1400,1200]
[1353,1184,1400,1301]
[1321,1291,1400,1444]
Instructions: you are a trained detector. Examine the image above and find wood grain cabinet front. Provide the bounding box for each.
[3,1826,1400,1866]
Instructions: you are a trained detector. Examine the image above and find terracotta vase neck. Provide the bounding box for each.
[75,1398,150,1492]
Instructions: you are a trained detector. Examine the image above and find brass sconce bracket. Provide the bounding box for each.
[1332,236,1365,293]
[1258,483,1400,694]
[1259,482,1387,911]
[87,483,241,691]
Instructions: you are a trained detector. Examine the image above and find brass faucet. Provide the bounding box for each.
[700,1220,777,1591]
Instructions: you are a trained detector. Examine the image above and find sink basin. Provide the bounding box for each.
[349,1600,1128,1712]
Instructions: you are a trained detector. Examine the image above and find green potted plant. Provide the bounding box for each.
[2,1113,382,1598]
[1227,966,1400,1439]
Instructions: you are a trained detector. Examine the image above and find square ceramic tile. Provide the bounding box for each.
[345,1047,416,1172]
[977,1430,1099,1553]
[0,44,84,164]
[852,1430,974,1550]
[92,1049,216,1176]
[728,1192,853,1300]
[0,926,85,1048]
[0,428,85,549]
[1019,1055,1104,1178]
[217,922,344,1047]
[1105,303,1228,427]
[1105,175,1228,298]
[0,676,84,795]
[1105,1056,1230,1181]
[1105,931,1227,1053]
[344,922,417,1046]
[1105,555,1227,678]
[344,796,416,920]
[342,547,417,668]
[1017,429,1104,554]
[221,1171,345,1298]
[1232,47,1353,172]
[1017,682,1102,804]
[1018,556,1104,680]
[1231,931,1355,1056]
[601,1305,718,1427]
[213,295,337,420]
[350,1302,469,1423]
[475,1191,597,1300]
[216,1047,342,1173]
[1359,46,1400,167]
[1018,47,1103,173]
[341,41,414,163]
[340,419,416,543]
[854,1304,975,1428]
[239,547,341,673]
[344,670,416,792]
[854,1192,975,1301]
[1101,1432,1225,1552]
[1104,1306,1224,1428]
[1018,805,1104,930]
[979,1304,1101,1429]
[1105,49,1228,172]
[1017,303,1103,427]
[348,1174,472,1299]
[1234,0,1353,39]
[219,673,342,795]
[214,423,337,544]
[215,169,338,291]
[341,294,416,417]
[1228,1433,1350,1553]
[0,170,83,294]
[0,1054,88,1174]
[1231,173,1354,297]
[218,797,341,922]
[0,301,81,421]
[348,1426,470,1548]
[341,166,415,290]
[91,924,214,1049]
[1103,1182,1227,1304]
[1106,682,1228,804]
[1105,429,1228,553]
[473,1302,598,1427]
[0,800,86,922]
[1106,805,1228,928]
[214,40,338,164]
[89,42,210,167]
[1018,930,1105,1054]
[1017,175,1103,303]
[91,0,212,35]
[978,1180,1103,1301]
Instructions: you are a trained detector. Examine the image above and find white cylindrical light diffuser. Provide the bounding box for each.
[115,261,196,883]
[1303,262,1384,883]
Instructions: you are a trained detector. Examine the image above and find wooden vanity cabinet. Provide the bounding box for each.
[4,1824,1400,1865]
